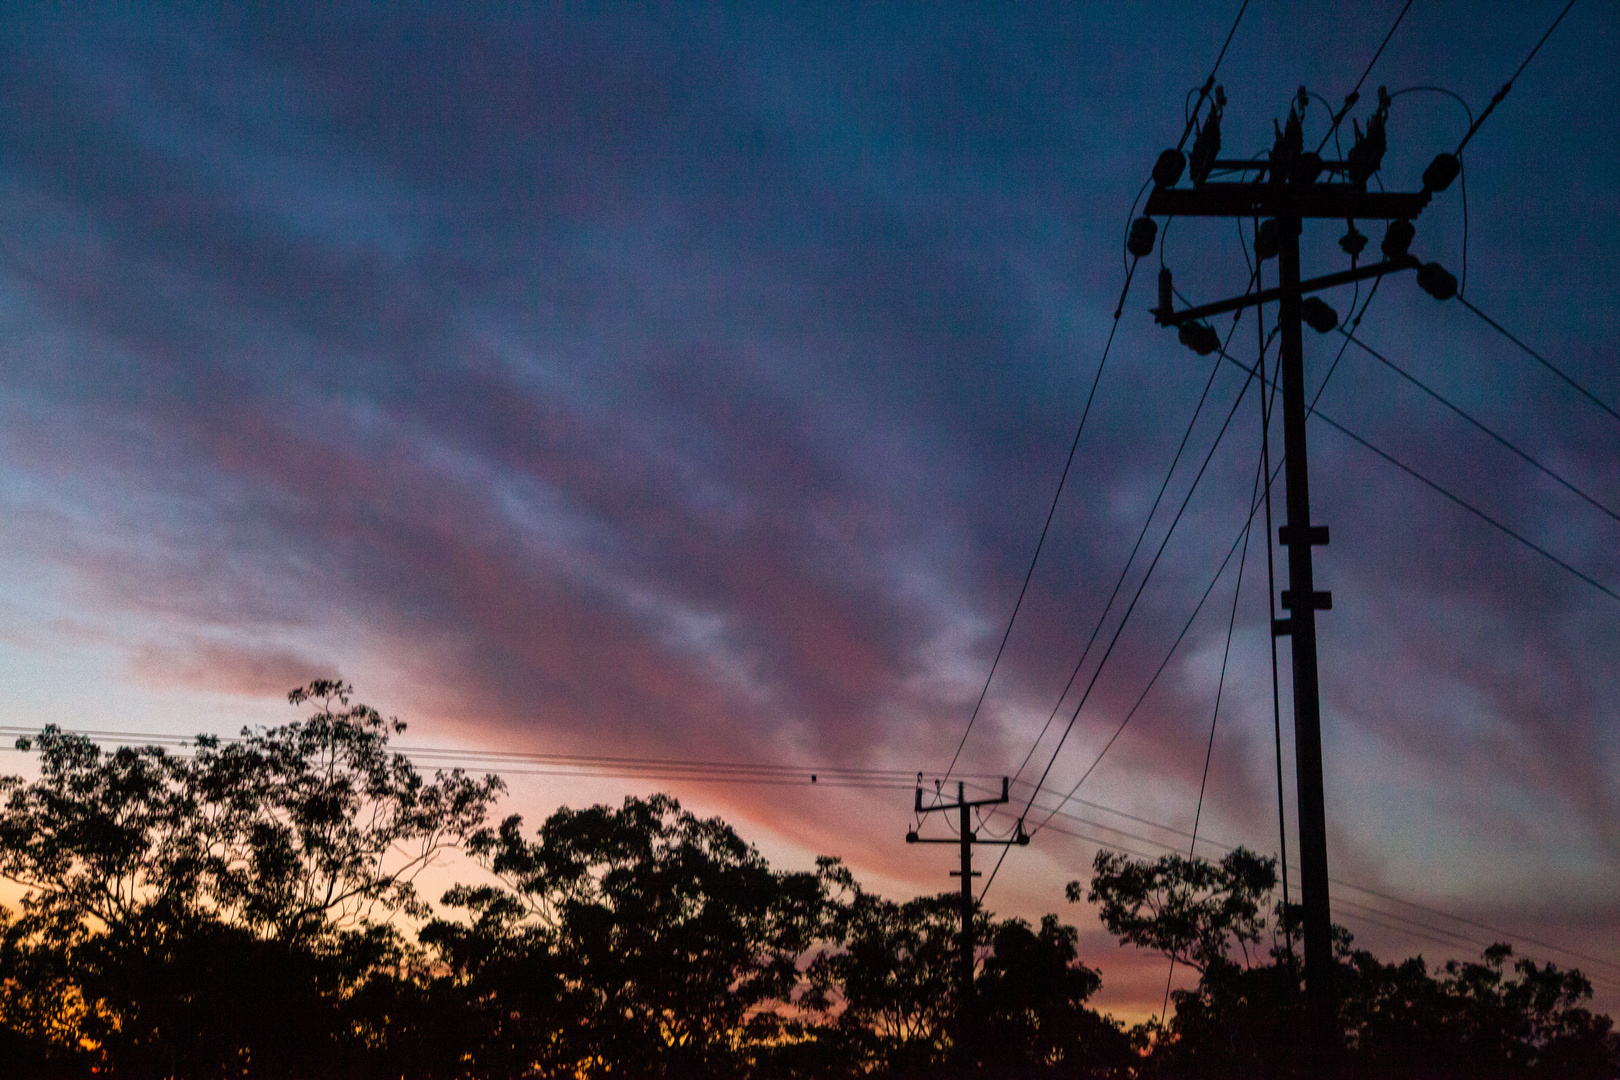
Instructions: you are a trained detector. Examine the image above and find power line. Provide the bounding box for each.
[985,778,1620,984]
[1024,278,1382,841]
[1256,279,1293,960]
[1177,0,1253,153]
[1147,112,1470,1047]
[1019,282,1383,866]
[994,342,1620,958]
[1312,411,1620,604]
[1035,468,1270,835]
[1024,447,1285,845]
[941,265,1136,784]
[1455,294,1620,430]
[1019,817,1620,996]
[1188,454,1260,862]
[1017,333,1261,818]
[980,321,1267,902]
[976,0,1252,907]
[1316,0,1417,154]
[1325,878,1620,981]
[0,726,964,787]
[995,269,1265,823]
[1347,0,1415,100]
[1164,443,1262,1020]
[1341,328,1620,524]
[1002,342,1234,802]
[1454,0,1579,157]
[1387,84,1475,295]
[1208,342,1620,604]
[17,719,1613,987]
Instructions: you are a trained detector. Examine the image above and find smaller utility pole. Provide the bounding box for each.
[907,778,1028,1075]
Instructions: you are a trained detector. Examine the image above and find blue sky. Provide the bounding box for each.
[0,1,1616,1017]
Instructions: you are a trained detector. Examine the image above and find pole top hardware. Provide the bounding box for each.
[1144,185,1431,220]
[907,777,1029,846]
[1156,257,1418,330]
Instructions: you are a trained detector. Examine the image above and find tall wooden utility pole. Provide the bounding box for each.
[1139,90,1459,1068]
[907,778,1027,1075]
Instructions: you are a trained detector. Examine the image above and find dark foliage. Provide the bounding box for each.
[1074,847,1620,1079]
[0,681,503,1078]
[431,793,844,1078]
[1,684,1614,1078]
[975,914,1136,1077]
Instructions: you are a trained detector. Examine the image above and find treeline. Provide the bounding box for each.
[1,683,1615,1078]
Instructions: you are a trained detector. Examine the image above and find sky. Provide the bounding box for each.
[0,1,1616,1020]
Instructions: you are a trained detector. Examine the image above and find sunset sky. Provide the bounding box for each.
[0,2,1616,1019]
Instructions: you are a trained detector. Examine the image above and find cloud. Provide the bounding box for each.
[0,1,1616,1016]
[129,640,338,698]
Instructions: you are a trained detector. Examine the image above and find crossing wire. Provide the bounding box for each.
[1163,439,1264,1020]
[994,265,1263,814]
[1453,0,1579,158]
[0,727,967,788]
[977,0,1255,884]
[985,264,1262,833]
[1341,327,1620,524]
[1176,0,1253,153]
[940,262,1138,785]
[1187,449,1261,863]
[1316,0,1418,154]
[1032,283,1384,843]
[979,312,1269,902]
[1255,267,1293,959]
[1455,295,1620,430]
[999,332,1238,804]
[1010,318,1263,803]
[1005,281,1620,905]
[1313,412,1620,603]
[1208,339,1620,604]
[15,720,1615,987]
[975,778,1620,987]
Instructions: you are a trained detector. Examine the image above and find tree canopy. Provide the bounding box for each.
[1074,846,1619,1078]
[0,681,504,1077]
[1,683,1615,1078]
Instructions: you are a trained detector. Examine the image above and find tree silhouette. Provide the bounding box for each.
[3,685,1615,1078]
[194,680,504,943]
[442,792,842,1078]
[0,681,503,1077]
[808,888,961,1074]
[976,914,1133,1076]
[1075,847,1278,975]
[1078,847,1620,1078]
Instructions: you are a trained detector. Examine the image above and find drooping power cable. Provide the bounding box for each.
[978,320,1270,904]
[940,264,1140,783]
[1316,0,1418,154]
[1455,295,1620,430]
[1454,0,1579,157]
[1209,341,1620,604]
[1340,328,1620,523]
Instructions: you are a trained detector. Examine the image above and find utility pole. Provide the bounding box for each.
[1136,87,1460,1070]
[907,778,1028,1076]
